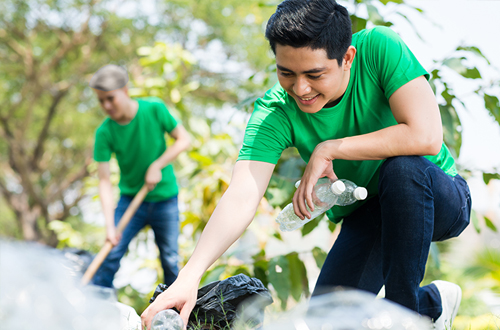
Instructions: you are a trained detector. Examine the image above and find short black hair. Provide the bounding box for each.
[265,0,352,66]
[89,64,129,91]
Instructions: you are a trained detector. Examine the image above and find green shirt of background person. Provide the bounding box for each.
[90,64,190,288]
[141,1,471,329]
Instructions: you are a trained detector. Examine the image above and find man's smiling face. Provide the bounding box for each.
[275,44,355,113]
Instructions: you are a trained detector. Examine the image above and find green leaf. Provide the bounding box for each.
[285,252,309,301]
[471,210,481,234]
[485,216,498,232]
[439,104,461,158]
[484,94,500,125]
[483,173,500,185]
[268,256,291,309]
[312,246,327,269]
[457,46,491,64]
[463,67,481,79]
[429,242,441,269]
[253,265,269,288]
[328,221,337,233]
[350,15,367,33]
[301,216,321,236]
[379,0,403,4]
[443,57,481,79]
[366,4,385,26]
[202,265,226,285]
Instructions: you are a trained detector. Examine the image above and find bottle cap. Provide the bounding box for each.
[330,180,346,195]
[353,187,368,200]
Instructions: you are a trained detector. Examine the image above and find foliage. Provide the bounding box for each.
[0,0,169,245]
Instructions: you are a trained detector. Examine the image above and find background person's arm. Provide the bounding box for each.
[144,125,191,190]
[294,76,443,218]
[141,160,275,329]
[98,162,119,245]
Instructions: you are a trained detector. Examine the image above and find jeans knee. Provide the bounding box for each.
[378,156,432,193]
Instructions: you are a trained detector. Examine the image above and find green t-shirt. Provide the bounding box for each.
[94,97,179,201]
[238,26,457,223]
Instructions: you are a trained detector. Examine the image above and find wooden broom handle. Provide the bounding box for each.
[81,184,150,285]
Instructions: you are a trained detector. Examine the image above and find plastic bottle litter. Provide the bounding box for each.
[336,179,368,206]
[0,239,121,330]
[260,288,433,330]
[151,309,184,330]
[276,178,346,231]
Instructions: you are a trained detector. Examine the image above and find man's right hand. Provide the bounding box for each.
[141,274,200,330]
[106,226,120,246]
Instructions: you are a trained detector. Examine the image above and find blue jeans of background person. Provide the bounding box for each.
[312,156,472,320]
[92,195,180,288]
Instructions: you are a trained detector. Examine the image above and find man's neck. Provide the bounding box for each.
[116,99,138,125]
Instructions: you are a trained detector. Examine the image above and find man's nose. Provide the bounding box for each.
[102,100,113,110]
[293,76,311,96]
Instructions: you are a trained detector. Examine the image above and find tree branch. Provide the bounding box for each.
[47,155,92,203]
[31,88,69,171]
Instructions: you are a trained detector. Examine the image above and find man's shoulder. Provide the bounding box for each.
[96,118,112,133]
[256,83,290,110]
[136,96,166,107]
[353,26,401,47]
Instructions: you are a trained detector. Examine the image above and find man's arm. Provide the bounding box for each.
[98,162,119,245]
[294,76,443,218]
[141,160,275,329]
[145,125,191,190]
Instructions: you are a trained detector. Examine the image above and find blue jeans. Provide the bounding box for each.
[92,195,180,288]
[312,156,472,320]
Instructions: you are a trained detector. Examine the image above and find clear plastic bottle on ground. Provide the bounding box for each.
[335,179,368,206]
[276,178,346,232]
[151,309,184,330]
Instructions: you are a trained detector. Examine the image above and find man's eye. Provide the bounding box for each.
[308,74,322,79]
[280,71,293,77]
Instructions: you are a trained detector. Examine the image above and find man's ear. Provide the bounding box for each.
[343,46,356,70]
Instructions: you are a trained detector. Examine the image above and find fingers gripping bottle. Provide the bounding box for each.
[336,179,368,206]
[151,309,184,330]
[275,178,346,232]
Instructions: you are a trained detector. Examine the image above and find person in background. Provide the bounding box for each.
[141,1,471,329]
[89,64,190,288]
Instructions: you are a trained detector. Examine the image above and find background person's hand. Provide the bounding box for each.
[145,162,162,191]
[293,140,337,219]
[141,275,199,330]
[106,226,120,246]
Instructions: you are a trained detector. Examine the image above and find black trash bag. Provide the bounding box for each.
[150,274,273,329]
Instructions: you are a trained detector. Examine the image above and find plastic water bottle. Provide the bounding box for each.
[276,178,346,232]
[336,179,368,206]
[151,309,184,330]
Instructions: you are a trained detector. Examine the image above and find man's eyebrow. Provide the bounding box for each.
[276,64,327,74]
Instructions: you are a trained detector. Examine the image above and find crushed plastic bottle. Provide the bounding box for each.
[259,288,433,330]
[336,179,368,206]
[276,178,346,231]
[151,309,184,330]
[0,239,121,330]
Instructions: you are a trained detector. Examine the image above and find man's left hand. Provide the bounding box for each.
[145,162,162,191]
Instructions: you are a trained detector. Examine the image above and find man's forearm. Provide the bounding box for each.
[152,135,190,169]
[179,185,259,281]
[99,179,115,230]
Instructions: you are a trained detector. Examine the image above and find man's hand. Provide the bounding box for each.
[141,275,199,330]
[293,140,338,219]
[145,162,162,191]
[106,225,120,246]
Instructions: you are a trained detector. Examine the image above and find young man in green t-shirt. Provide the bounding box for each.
[89,64,190,288]
[141,1,471,329]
